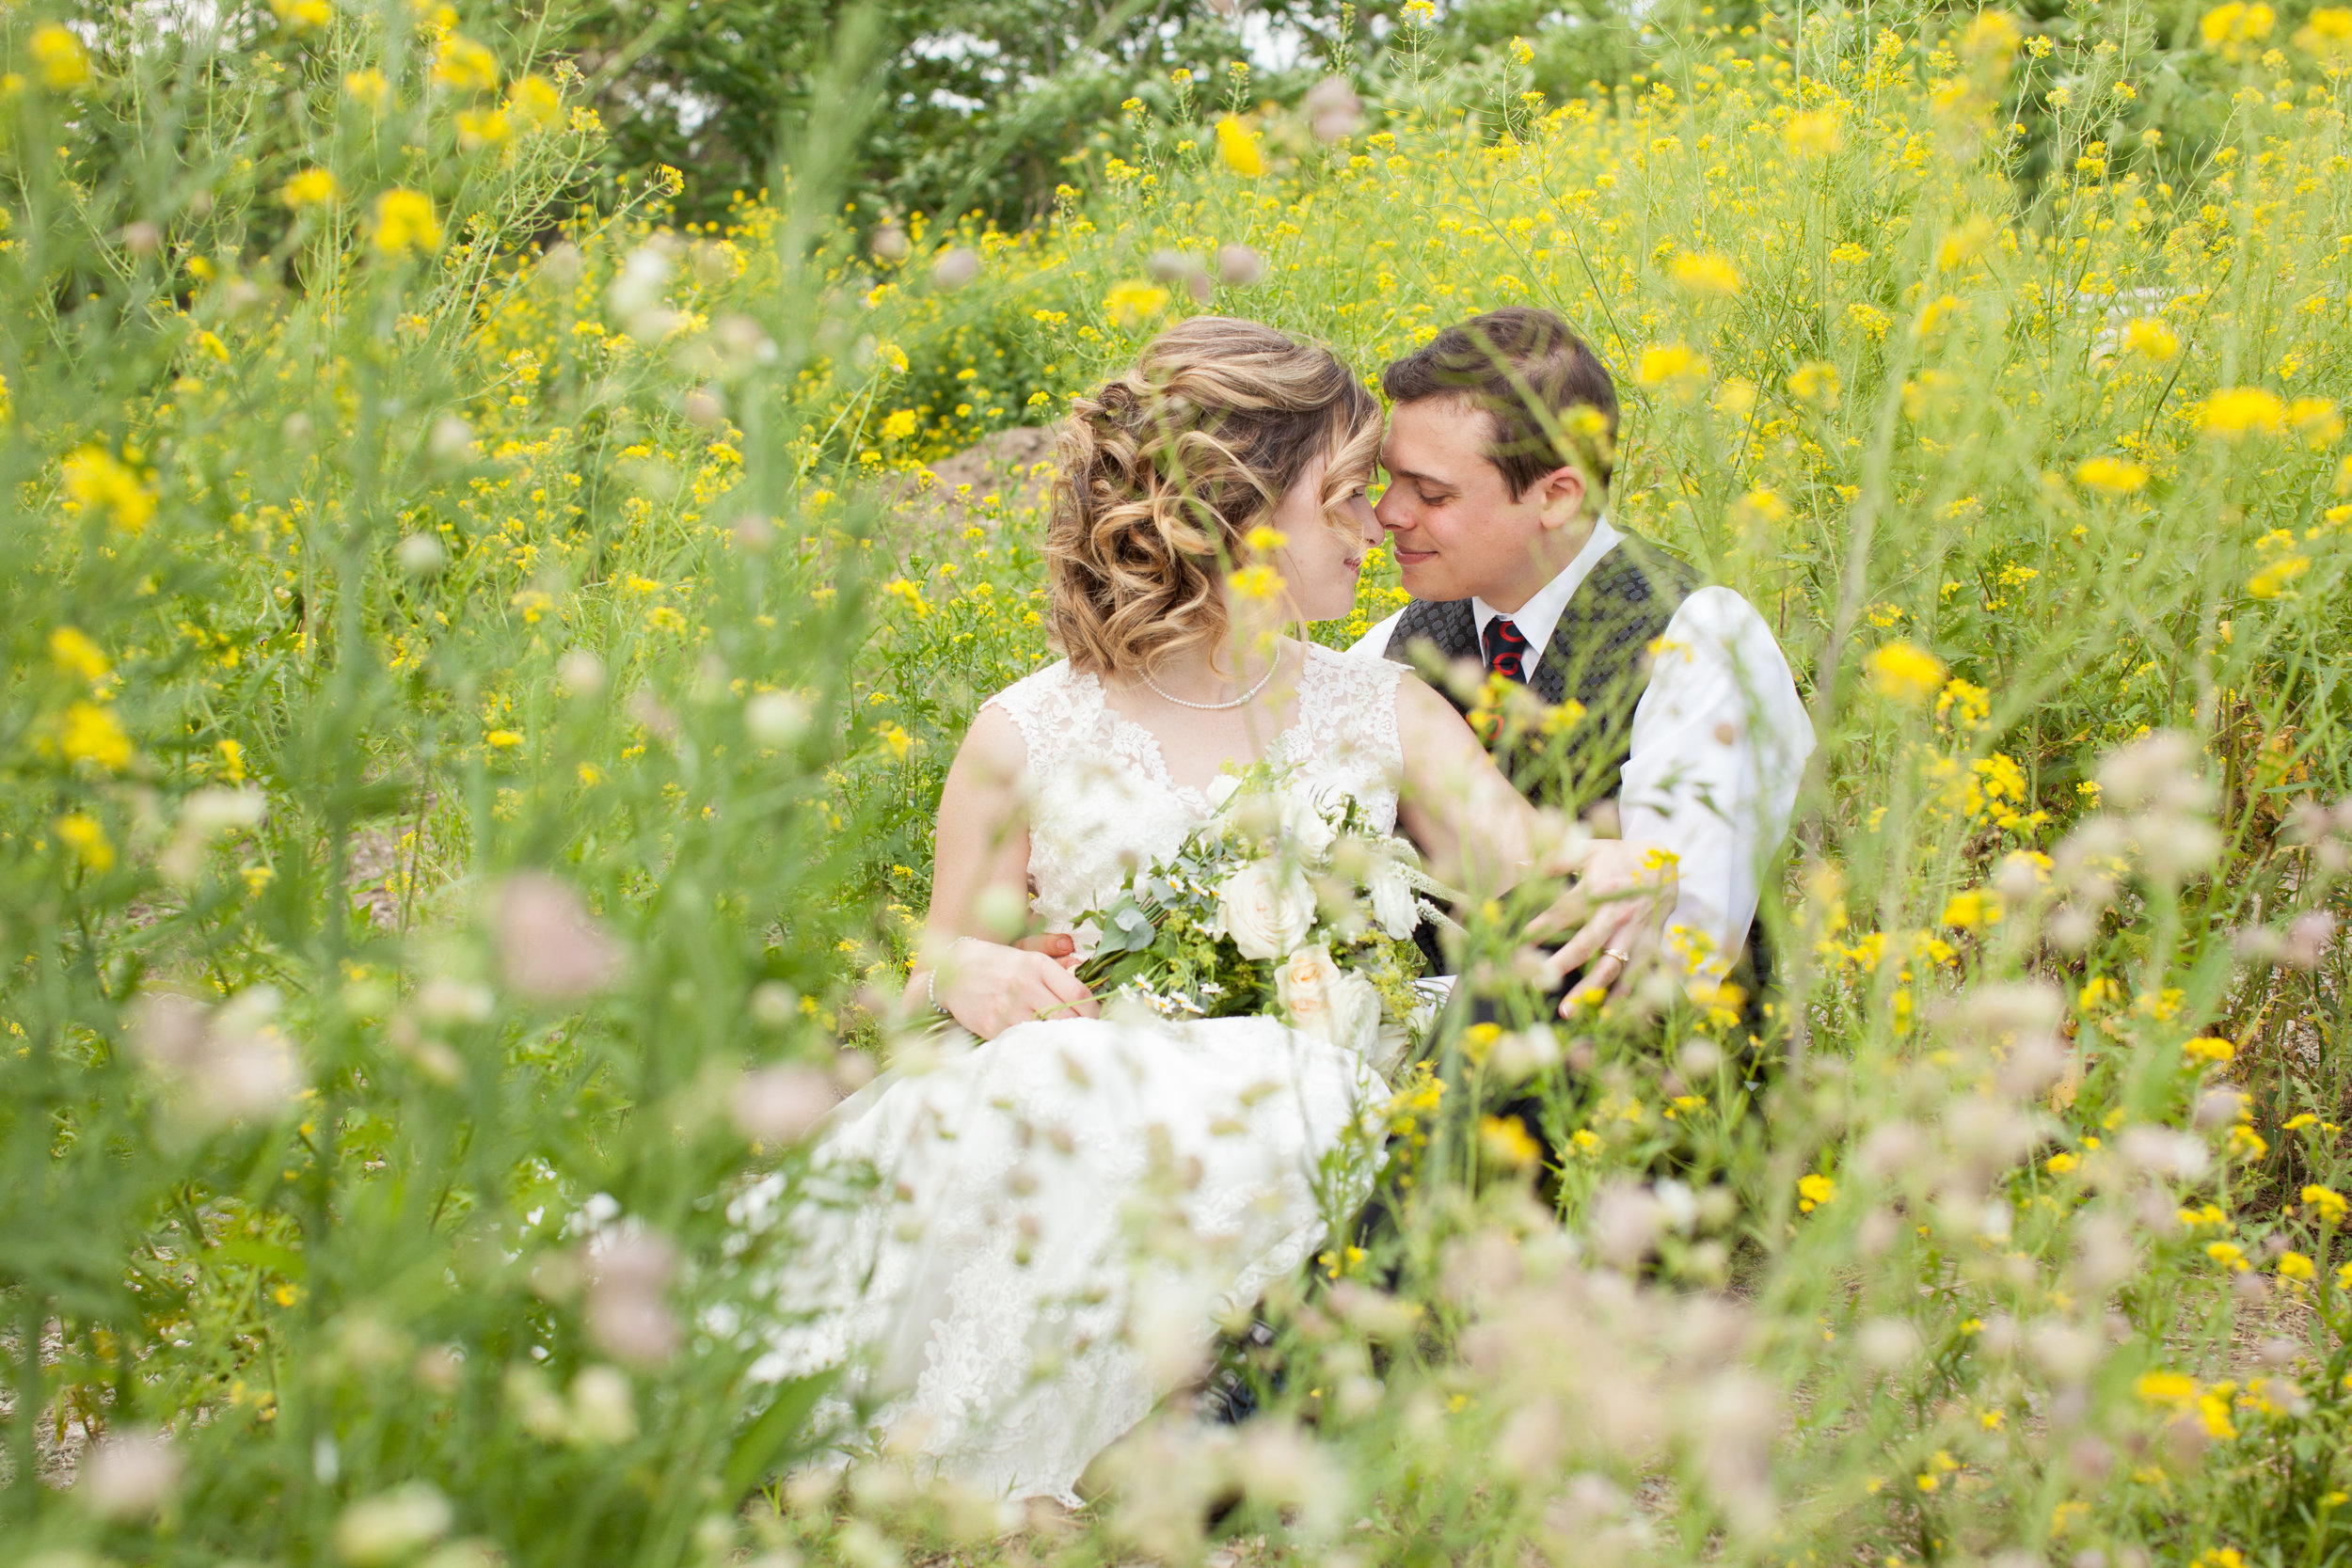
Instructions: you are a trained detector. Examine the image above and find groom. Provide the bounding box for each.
[1350,308,1814,999]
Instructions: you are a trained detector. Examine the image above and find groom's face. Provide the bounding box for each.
[1374,397,1555,607]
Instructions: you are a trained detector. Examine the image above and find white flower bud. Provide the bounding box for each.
[745,690,810,746]
[930,247,979,290]
[396,532,448,575]
[492,872,622,1002]
[79,1429,181,1519]
[568,1365,638,1446]
[556,647,606,698]
[336,1484,453,1566]
[1306,76,1365,141]
[1216,244,1265,286]
[731,1064,834,1145]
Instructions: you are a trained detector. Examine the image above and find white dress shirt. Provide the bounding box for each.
[1349,517,1816,969]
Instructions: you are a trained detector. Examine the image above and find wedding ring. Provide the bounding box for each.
[1600,947,1631,963]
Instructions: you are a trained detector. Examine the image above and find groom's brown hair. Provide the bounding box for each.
[1382,307,1618,499]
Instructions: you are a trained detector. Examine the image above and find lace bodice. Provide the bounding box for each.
[984,643,1405,937]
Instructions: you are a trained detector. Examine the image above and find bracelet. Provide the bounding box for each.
[925,937,977,1017]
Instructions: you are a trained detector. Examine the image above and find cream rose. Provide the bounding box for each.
[1276,943,1382,1058]
[1214,860,1315,960]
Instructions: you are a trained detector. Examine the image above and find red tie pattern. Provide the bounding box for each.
[1482,616,1530,684]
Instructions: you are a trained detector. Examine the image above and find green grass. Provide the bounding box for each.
[6,1,2352,1564]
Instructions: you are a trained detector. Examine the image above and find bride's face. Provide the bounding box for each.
[1257,452,1379,622]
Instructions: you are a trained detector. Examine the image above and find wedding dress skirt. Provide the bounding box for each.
[736,646,1409,1503]
[735,1012,1387,1504]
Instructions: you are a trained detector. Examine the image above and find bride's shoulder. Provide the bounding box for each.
[1300,638,1405,696]
[982,657,1080,715]
[975,657,1093,761]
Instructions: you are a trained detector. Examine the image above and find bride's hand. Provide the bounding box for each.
[929,937,1098,1038]
[1523,839,1677,1006]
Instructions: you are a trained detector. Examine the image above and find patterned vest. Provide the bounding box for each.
[1378,535,1700,815]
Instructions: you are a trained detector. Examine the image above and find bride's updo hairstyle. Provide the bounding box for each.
[1047,316,1380,676]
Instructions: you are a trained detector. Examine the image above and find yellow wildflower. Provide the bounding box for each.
[1797,1173,1836,1212]
[2122,319,2180,360]
[2302,1184,2347,1223]
[431,35,499,92]
[345,69,391,110]
[1785,111,1842,157]
[55,814,115,872]
[62,448,155,532]
[1866,641,1945,703]
[2075,455,2148,494]
[1941,889,1999,929]
[1636,342,1707,389]
[1229,563,1285,599]
[2184,1036,2235,1065]
[31,24,90,90]
[1937,216,1996,271]
[372,189,442,256]
[506,74,562,129]
[2248,554,2311,599]
[2277,1251,2316,1281]
[61,703,134,770]
[1216,116,1264,177]
[49,627,110,683]
[1670,251,1740,296]
[1104,280,1171,327]
[2198,387,2287,440]
[1479,1114,1541,1168]
[281,167,342,209]
[2201,2,2275,44]
[1787,360,1839,407]
[270,0,334,26]
[880,410,918,441]
[457,108,511,149]
[2288,398,2342,444]
[1960,12,2022,60]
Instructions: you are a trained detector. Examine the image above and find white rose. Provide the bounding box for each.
[1215,860,1315,961]
[1365,860,1420,941]
[1278,784,1341,863]
[1276,944,1382,1058]
[1203,773,1245,813]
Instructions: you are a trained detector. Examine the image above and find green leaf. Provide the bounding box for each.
[723,1370,836,1499]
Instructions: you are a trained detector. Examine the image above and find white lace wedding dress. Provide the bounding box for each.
[732,643,1407,1505]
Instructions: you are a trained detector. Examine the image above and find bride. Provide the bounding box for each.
[736,317,1656,1505]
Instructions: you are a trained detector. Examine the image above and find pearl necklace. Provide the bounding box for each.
[1139,649,1284,711]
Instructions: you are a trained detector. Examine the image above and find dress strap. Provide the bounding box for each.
[981,659,1084,781]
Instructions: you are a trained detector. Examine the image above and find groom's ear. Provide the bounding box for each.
[1533,464,1589,530]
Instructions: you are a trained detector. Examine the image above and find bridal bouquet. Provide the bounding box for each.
[1072,764,1453,1072]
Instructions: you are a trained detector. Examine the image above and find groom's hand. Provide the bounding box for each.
[1523,839,1676,1005]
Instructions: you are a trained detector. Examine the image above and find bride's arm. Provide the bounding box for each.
[903,706,1099,1037]
[1392,675,1569,893]
[1392,675,1674,999]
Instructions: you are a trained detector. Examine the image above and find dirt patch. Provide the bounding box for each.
[882,426,1060,539]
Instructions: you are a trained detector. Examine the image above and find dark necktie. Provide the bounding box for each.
[1482,615,1530,684]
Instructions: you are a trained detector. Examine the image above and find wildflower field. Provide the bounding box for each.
[9,0,2352,1563]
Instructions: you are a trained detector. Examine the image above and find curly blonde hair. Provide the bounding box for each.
[1046,317,1382,677]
